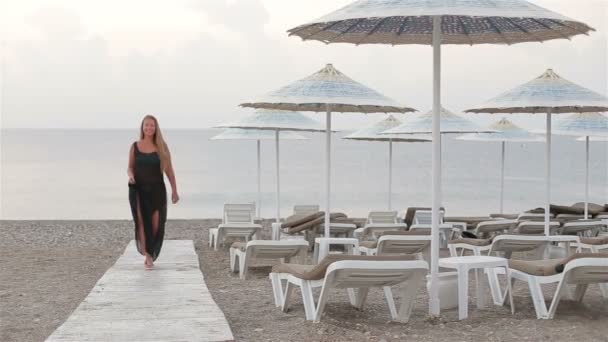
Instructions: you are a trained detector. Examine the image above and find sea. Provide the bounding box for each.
[1,129,607,220]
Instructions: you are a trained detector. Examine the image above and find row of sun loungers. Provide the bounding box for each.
[209,202,608,322]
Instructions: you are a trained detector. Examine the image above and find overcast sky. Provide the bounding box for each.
[1,0,606,130]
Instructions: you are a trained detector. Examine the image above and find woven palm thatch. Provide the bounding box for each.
[457,118,544,142]
[382,107,492,134]
[210,128,308,140]
[465,69,608,114]
[216,109,327,132]
[240,64,415,113]
[535,112,608,137]
[344,115,431,142]
[287,0,594,45]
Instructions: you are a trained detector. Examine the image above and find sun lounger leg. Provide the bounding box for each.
[397,272,424,323]
[282,281,295,312]
[527,277,548,319]
[486,267,503,305]
[314,283,332,323]
[229,248,237,273]
[354,288,369,310]
[269,273,283,307]
[300,281,316,321]
[347,288,357,306]
[238,252,249,280]
[383,286,397,320]
[600,283,608,298]
[573,284,588,302]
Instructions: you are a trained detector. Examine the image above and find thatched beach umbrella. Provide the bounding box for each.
[216,110,326,227]
[457,118,544,214]
[287,0,594,315]
[466,69,608,234]
[240,63,416,238]
[343,115,431,210]
[534,112,608,218]
[211,128,308,219]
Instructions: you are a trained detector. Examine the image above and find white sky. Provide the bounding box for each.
[0,0,607,130]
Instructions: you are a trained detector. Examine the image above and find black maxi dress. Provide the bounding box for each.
[129,142,167,260]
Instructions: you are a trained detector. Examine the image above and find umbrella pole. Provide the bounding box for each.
[429,15,441,317]
[545,110,552,236]
[275,130,281,225]
[585,136,589,219]
[257,139,262,219]
[325,106,331,238]
[500,141,505,214]
[388,140,393,211]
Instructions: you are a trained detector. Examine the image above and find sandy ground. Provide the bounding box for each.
[1,220,607,342]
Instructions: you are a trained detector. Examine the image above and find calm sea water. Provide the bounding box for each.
[1,129,607,220]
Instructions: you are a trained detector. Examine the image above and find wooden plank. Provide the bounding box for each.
[46,240,234,342]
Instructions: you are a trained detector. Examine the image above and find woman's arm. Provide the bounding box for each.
[127,144,135,183]
[165,147,179,203]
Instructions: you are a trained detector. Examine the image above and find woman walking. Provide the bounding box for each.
[128,115,179,270]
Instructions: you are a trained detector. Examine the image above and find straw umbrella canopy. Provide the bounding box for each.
[240,63,416,238]
[210,129,307,219]
[466,69,608,234]
[532,112,608,218]
[216,110,326,226]
[288,0,593,316]
[343,115,431,210]
[457,118,544,214]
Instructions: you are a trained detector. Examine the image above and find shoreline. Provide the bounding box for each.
[1,220,607,342]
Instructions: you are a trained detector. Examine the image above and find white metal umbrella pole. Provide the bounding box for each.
[388,139,393,210]
[275,130,281,224]
[257,139,262,218]
[429,15,441,317]
[545,110,552,236]
[324,105,332,238]
[585,136,590,219]
[500,141,506,214]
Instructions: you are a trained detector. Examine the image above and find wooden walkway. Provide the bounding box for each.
[46,240,234,342]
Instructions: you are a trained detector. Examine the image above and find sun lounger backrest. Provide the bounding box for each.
[224,203,255,224]
[368,211,399,224]
[560,220,603,236]
[294,205,320,216]
[517,213,554,222]
[515,221,560,235]
[475,220,517,236]
[377,235,432,255]
[414,210,444,225]
[489,235,549,255]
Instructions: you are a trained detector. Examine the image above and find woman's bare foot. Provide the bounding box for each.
[144,254,154,270]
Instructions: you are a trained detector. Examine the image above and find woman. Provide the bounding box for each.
[128,115,179,270]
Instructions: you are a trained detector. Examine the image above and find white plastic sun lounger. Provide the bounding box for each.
[359,234,431,261]
[269,255,428,323]
[229,240,309,279]
[507,253,608,319]
[209,203,262,250]
[353,211,408,239]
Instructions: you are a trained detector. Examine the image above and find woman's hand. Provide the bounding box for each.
[172,192,180,204]
[128,175,135,184]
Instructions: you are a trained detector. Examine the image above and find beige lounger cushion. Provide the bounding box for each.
[448,238,492,246]
[580,236,608,245]
[282,212,324,229]
[271,254,417,280]
[509,253,608,276]
[286,213,347,234]
[378,230,430,237]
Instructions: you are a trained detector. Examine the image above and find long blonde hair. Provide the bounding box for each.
[140,115,170,172]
